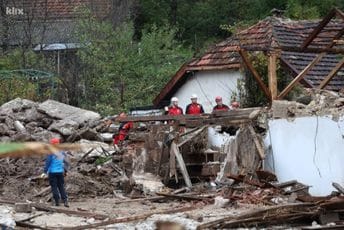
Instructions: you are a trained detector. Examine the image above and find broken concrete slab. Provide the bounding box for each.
[0,98,37,113]
[0,206,16,229]
[48,120,79,136]
[38,99,101,125]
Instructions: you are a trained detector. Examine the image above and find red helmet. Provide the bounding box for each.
[215,96,222,102]
[50,138,60,145]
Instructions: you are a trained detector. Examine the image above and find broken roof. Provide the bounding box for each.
[154,15,344,106]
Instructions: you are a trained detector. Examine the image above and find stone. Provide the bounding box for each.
[38,99,101,125]
[99,133,114,142]
[25,122,39,133]
[0,98,37,113]
[14,120,26,133]
[23,108,45,122]
[14,203,32,213]
[48,120,79,136]
[31,130,62,142]
[0,206,16,229]
[12,132,31,141]
[0,123,9,135]
[213,196,230,208]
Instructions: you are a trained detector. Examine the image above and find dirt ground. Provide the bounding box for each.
[3,196,274,229]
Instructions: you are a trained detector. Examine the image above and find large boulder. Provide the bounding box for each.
[38,100,101,125]
[0,98,37,114]
[48,120,79,136]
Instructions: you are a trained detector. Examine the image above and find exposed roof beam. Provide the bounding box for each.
[301,8,337,50]
[318,57,344,89]
[239,50,271,101]
[335,8,344,20]
[278,52,326,99]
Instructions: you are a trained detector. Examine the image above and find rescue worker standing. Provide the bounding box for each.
[168,97,183,115]
[213,96,229,112]
[113,112,133,145]
[185,94,204,114]
[42,138,69,207]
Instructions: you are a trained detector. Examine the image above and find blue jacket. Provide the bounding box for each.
[44,151,69,174]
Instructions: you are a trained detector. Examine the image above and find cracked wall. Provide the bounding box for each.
[264,115,344,196]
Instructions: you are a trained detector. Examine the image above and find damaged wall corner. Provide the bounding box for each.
[264,114,344,196]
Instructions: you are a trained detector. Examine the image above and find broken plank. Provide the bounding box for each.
[248,125,265,159]
[227,174,265,188]
[275,180,298,188]
[16,221,52,230]
[31,203,108,220]
[171,141,192,188]
[155,192,212,201]
[332,182,344,195]
[63,205,199,230]
[197,202,315,229]
[113,196,166,204]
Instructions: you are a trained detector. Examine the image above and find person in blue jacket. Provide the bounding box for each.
[42,138,69,207]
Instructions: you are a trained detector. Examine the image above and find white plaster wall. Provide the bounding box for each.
[172,70,242,113]
[264,115,344,196]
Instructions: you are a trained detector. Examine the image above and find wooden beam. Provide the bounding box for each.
[318,57,344,89]
[301,8,337,50]
[64,205,199,230]
[248,125,265,159]
[268,51,278,100]
[335,8,344,20]
[171,141,192,187]
[278,52,326,99]
[332,182,344,194]
[239,50,271,100]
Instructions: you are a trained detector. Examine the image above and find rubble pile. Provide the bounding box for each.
[272,89,344,119]
[0,149,126,201]
[0,98,114,143]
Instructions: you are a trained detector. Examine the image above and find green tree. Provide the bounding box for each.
[76,15,192,115]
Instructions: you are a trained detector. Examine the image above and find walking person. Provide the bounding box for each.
[42,138,69,207]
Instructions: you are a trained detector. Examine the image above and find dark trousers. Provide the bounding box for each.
[48,172,67,203]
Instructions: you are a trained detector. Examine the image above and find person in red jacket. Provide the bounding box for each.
[113,112,133,145]
[213,96,229,112]
[168,97,183,115]
[185,94,204,114]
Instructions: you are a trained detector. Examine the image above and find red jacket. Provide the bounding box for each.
[168,106,183,115]
[186,103,204,114]
[113,121,133,145]
[213,104,229,112]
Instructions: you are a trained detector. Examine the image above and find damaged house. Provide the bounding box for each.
[154,9,344,112]
[138,9,344,196]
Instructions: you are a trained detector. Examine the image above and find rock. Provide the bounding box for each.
[38,100,101,125]
[48,120,79,136]
[23,108,45,122]
[131,173,165,195]
[0,98,37,114]
[14,203,32,213]
[99,133,114,142]
[213,196,230,208]
[77,139,115,157]
[31,130,62,142]
[14,120,26,133]
[0,124,9,135]
[0,206,16,229]
[25,122,39,133]
[40,118,54,129]
[12,132,31,141]
[4,117,15,130]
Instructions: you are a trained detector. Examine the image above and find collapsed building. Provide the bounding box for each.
[0,8,344,230]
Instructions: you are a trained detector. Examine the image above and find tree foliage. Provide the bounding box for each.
[76,13,192,115]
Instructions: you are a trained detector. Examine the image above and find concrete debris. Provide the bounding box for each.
[0,98,105,142]
[38,99,101,125]
[0,90,343,229]
[0,206,15,229]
